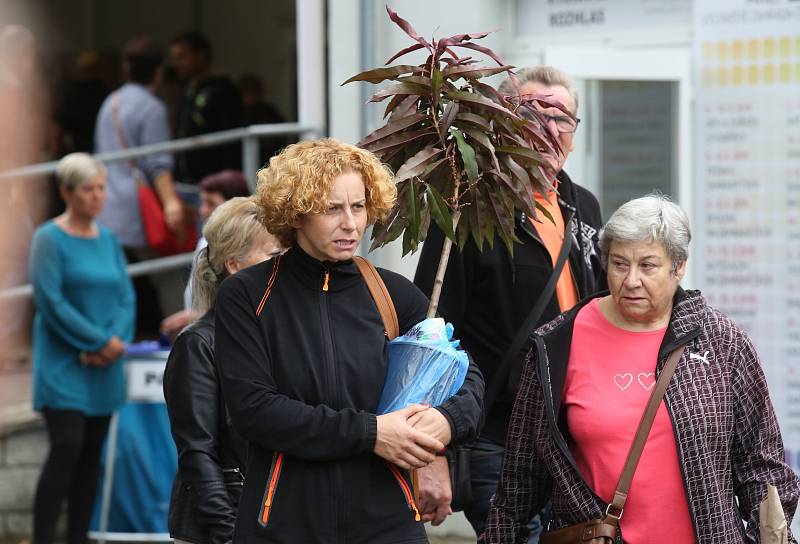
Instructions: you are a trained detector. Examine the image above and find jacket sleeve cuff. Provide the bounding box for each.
[364,412,378,452]
[435,404,464,444]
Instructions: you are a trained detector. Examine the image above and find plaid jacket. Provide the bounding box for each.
[481,289,799,543]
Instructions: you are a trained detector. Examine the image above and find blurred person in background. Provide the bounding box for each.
[29,153,135,544]
[95,35,186,335]
[239,72,288,161]
[160,169,250,338]
[57,51,111,154]
[164,197,282,544]
[171,31,242,184]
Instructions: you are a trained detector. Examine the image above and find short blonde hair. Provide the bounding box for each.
[56,153,107,190]
[498,65,579,115]
[254,139,396,247]
[191,197,278,314]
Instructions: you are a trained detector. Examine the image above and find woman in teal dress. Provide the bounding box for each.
[29,153,135,544]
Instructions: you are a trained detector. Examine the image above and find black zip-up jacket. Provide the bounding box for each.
[164,311,248,544]
[483,289,800,543]
[214,246,484,544]
[414,171,604,444]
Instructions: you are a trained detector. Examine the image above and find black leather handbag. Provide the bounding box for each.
[446,445,474,511]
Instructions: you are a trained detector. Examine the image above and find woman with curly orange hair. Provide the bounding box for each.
[214,139,484,543]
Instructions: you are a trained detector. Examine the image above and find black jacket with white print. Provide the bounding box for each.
[415,170,605,445]
[481,288,800,543]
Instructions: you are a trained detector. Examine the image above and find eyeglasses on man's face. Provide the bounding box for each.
[542,114,580,134]
[520,108,580,133]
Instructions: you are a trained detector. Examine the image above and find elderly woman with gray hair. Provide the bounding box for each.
[29,152,135,544]
[482,194,799,543]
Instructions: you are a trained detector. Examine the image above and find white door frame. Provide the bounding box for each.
[544,45,694,286]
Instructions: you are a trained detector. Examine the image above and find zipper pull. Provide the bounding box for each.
[322,270,330,292]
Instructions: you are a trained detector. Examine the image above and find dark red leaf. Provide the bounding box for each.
[442,65,513,80]
[439,32,493,50]
[369,82,429,103]
[471,80,507,104]
[386,6,432,50]
[455,112,492,131]
[444,91,516,117]
[386,43,427,64]
[495,145,549,167]
[388,95,420,121]
[358,112,427,147]
[439,101,459,141]
[500,155,536,215]
[400,75,433,86]
[342,65,421,85]
[361,128,434,153]
[450,41,506,66]
[395,145,444,181]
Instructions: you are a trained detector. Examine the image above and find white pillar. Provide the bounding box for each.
[296,0,327,139]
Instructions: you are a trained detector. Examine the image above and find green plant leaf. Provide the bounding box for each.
[358,112,427,147]
[534,199,555,225]
[426,185,456,242]
[395,145,443,181]
[451,127,478,183]
[407,179,421,242]
[456,124,494,154]
[342,65,421,85]
[431,67,442,109]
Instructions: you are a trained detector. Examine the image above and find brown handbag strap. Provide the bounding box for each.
[353,256,399,340]
[606,345,685,520]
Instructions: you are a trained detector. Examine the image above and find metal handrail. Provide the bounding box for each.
[0,252,196,302]
[0,122,322,302]
[0,123,315,181]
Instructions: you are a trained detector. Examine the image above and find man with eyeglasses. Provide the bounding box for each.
[414,65,605,542]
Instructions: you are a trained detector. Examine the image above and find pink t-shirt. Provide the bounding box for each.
[563,298,696,543]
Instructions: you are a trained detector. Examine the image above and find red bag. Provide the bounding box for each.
[137,182,197,256]
[112,91,197,256]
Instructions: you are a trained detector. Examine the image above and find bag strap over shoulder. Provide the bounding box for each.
[483,215,574,414]
[353,256,399,340]
[606,345,685,521]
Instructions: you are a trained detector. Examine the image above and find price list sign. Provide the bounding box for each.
[694,1,800,477]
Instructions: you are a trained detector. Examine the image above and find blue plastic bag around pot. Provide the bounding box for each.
[377,317,469,415]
